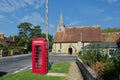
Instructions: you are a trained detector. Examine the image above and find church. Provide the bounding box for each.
[52,14,102,54]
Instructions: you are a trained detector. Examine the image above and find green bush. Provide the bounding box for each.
[78,43,120,80]
[102,49,120,80]
[78,43,109,68]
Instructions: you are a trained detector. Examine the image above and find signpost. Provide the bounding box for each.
[78,41,81,46]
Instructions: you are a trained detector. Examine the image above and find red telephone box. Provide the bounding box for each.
[32,38,48,74]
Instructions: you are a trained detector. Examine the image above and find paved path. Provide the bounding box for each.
[68,62,84,80]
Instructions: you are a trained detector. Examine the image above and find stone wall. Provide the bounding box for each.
[0,49,24,57]
[76,57,103,80]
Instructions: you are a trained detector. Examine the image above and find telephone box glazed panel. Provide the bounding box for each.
[32,38,48,74]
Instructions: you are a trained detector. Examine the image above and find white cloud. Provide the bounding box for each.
[6,19,14,23]
[97,9,105,13]
[24,0,45,9]
[20,12,45,25]
[0,14,14,23]
[0,1,14,12]
[65,17,80,26]
[0,0,45,12]
[107,0,119,4]
[24,0,34,5]
[68,21,80,26]
[11,14,19,20]
[103,16,119,22]
[103,16,113,22]
[49,24,55,28]
[8,0,26,8]
[65,17,71,21]
[0,15,5,21]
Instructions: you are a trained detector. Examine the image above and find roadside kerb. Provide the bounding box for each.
[0,53,31,60]
[76,57,103,80]
[47,73,66,77]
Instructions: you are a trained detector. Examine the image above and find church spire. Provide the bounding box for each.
[57,13,65,31]
[59,13,64,25]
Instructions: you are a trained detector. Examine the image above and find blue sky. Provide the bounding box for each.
[0,0,120,37]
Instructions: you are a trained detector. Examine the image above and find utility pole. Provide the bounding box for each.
[46,0,49,41]
[46,0,49,69]
[81,31,84,48]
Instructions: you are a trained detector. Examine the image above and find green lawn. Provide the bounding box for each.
[0,62,70,80]
[49,62,70,73]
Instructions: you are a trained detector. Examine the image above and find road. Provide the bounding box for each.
[0,54,31,77]
[0,54,77,77]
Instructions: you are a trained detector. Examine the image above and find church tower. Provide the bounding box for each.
[57,13,65,31]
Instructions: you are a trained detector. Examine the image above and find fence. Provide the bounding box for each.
[0,49,24,57]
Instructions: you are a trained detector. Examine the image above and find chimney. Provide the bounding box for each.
[13,36,15,42]
[0,32,4,39]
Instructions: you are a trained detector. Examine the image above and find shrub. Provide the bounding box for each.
[78,43,109,68]
[102,49,120,80]
[93,61,105,76]
[78,43,120,79]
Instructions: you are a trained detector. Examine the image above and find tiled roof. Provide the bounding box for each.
[102,32,120,42]
[0,39,7,45]
[0,38,15,46]
[54,26,101,43]
[4,37,15,42]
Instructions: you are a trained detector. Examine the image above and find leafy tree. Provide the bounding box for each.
[17,22,53,52]
[78,43,109,67]
[0,43,6,49]
[40,33,53,51]
[13,35,21,46]
[18,22,32,39]
[30,25,42,39]
[78,43,120,80]
[101,49,120,80]
[0,40,7,49]
[48,34,53,51]
[17,22,32,51]
[102,27,120,33]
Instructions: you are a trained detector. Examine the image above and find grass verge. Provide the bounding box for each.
[0,62,70,80]
[49,62,70,73]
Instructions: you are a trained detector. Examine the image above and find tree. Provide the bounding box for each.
[41,33,53,51]
[17,22,53,52]
[48,34,53,51]
[30,25,42,39]
[17,22,32,50]
[102,28,120,33]
[18,22,32,39]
